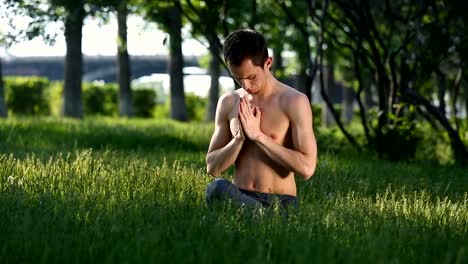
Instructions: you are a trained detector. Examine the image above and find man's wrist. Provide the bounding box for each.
[252,132,265,143]
[233,134,245,144]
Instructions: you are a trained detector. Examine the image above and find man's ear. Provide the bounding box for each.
[264,57,273,70]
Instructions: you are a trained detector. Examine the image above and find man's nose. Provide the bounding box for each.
[241,80,250,90]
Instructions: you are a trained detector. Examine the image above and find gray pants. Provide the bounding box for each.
[205,178,298,209]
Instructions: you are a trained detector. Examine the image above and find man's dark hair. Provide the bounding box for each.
[223,29,269,67]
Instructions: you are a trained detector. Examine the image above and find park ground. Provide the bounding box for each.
[0,117,467,263]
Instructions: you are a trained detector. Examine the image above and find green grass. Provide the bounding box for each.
[0,117,467,263]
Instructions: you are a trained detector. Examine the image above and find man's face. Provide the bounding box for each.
[228,58,272,94]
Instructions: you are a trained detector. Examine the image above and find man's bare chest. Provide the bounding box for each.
[229,101,290,144]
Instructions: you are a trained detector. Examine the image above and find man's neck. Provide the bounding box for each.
[252,76,278,100]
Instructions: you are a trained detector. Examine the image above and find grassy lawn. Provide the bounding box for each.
[0,117,467,263]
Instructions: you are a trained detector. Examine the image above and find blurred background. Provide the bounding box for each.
[0,0,467,164]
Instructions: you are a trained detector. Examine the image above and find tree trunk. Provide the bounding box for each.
[0,58,7,118]
[272,43,284,81]
[206,46,220,121]
[451,67,463,131]
[249,0,257,29]
[343,84,354,124]
[323,64,336,126]
[319,57,360,150]
[168,2,187,121]
[353,50,371,142]
[295,64,307,94]
[403,88,468,164]
[63,6,84,118]
[436,70,446,116]
[364,81,374,111]
[465,78,468,123]
[117,2,132,117]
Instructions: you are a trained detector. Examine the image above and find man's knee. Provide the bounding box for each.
[206,178,232,202]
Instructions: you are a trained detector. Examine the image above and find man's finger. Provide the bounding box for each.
[239,98,246,115]
[240,99,249,116]
[243,98,252,117]
[238,107,246,124]
[255,107,262,118]
[246,98,253,114]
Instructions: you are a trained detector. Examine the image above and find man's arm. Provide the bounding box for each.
[238,94,317,179]
[206,94,245,177]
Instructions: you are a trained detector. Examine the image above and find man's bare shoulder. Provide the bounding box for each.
[278,83,309,109]
[216,89,246,120]
[218,88,249,107]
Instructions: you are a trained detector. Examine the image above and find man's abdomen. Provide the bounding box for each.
[234,150,297,196]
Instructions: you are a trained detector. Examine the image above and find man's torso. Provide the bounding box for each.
[227,87,297,196]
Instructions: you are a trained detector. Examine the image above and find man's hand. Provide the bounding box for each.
[238,97,263,141]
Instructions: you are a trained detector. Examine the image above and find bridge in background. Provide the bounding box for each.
[2,55,208,83]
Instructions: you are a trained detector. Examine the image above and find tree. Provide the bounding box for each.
[181,0,254,121]
[319,0,468,162]
[182,0,223,121]
[138,0,187,121]
[116,1,133,117]
[62,1,85,118]
[89,0,134,117]
[276,0,361,150]
[0,19,7,117]
[0,58,6,118]
[5,0,141,119]
[3,0,108,118]
[255,1,290,82]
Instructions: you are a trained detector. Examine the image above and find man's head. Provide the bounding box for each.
[223,29,273,94]
[223,29,269,68]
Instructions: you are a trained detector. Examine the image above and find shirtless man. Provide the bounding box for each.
[205,29,317,209]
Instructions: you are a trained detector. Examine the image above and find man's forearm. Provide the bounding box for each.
[206,138,244,176]
[254,134,315,179]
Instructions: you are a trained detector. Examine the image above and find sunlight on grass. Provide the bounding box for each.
[0,117,467,263]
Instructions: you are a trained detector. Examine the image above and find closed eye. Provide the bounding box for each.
[233,75,255,84]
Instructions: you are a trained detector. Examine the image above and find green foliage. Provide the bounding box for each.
[315,126,348,153]
[197,53,210,70]
[371,105,422,161]
[132,88,157,118]
[46,81,64,117]
[4,76,50,115]
[153,101,170,119]
[185,93,206,122]
[415,125,453,165]
[48,81,157,118]
[83,82,118,116]
[83,82,159,118]
[311,103,322,127]
[152,93,207,122]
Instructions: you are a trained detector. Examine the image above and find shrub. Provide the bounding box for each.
[312,104,322,127]
[83,82,118,116]
[46,81,64,117]
[153,102,170,119]
[372,105,421,161]
[4,76,50,115]
[152,93,207,121]
[53,82,157,118]
[185,93,207,122]
[133,88,157,117]
[415,125,453,165]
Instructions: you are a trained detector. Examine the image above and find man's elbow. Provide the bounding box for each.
[206,156,221,177]
[301,161,316,180]
[206,163,221,177]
